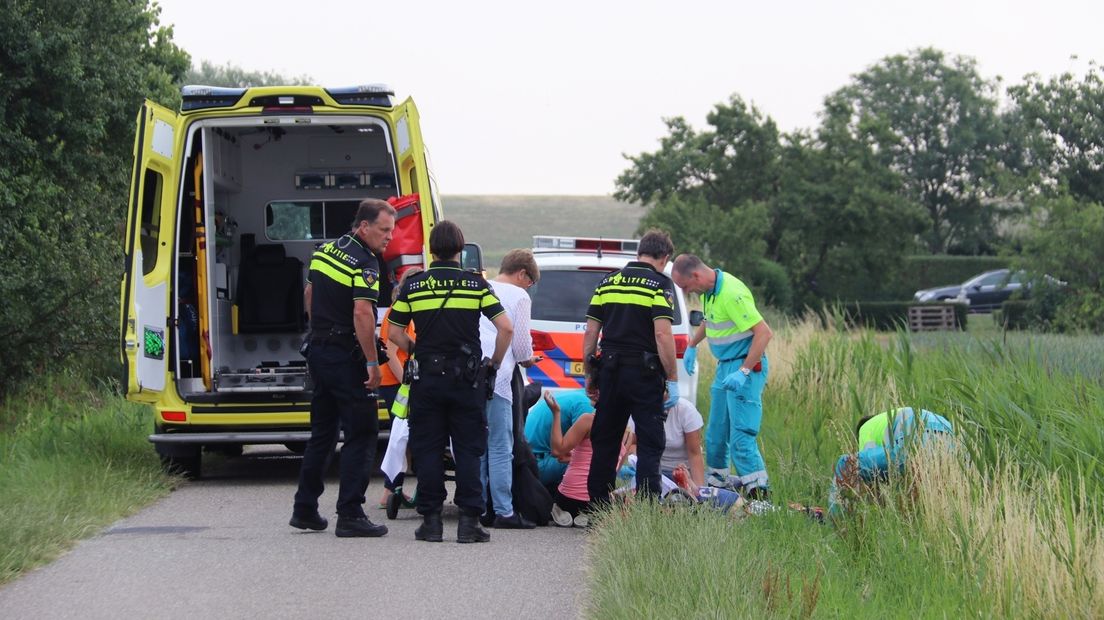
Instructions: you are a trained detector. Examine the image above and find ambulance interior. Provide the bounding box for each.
[174,119,404,399]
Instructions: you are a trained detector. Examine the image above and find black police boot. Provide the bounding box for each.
[334,515,388,538]
[457,513,491,543]
[289,511,328,531]
[415,512,444,542]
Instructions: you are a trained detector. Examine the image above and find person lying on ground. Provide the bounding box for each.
[829,406,955,515]
[624,396,705,487]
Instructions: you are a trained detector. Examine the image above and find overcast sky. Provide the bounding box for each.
[156,0,1103,195]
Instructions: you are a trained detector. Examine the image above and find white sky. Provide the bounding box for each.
[156,0,1104,195]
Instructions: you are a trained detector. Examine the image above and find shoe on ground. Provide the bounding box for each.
[550,503,574,527]
[493,512,536,529]
[415,513,443,542]
[479,512,497,528]
[335,516,388,538]
[572,513,590,528]
[289,512,328,531]
[457,514,491,543]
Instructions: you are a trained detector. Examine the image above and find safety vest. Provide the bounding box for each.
[390,380,411,419]
[702,270,764,361]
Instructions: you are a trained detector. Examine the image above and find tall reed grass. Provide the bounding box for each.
[588,318,1104,618]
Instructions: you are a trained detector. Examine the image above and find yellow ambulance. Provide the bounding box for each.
[120,84,457,477]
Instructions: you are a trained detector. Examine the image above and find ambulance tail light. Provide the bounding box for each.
[674,334,689,358]
[162,410,187,422]
[531,330,557,352]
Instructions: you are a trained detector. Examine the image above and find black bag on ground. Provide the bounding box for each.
[484,368,554,525]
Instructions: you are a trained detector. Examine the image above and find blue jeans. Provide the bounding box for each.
[705,356,770,491]
[480,394,514,516]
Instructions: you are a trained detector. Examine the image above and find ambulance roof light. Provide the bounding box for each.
[532,235,639,255]
[180,85,247,112]
[326,84,395,107]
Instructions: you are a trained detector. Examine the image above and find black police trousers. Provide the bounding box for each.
[293,341,379,519]
[587,358,666,505]
[407,372,487,517]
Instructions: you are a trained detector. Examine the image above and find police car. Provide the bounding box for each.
[525,235,698,406]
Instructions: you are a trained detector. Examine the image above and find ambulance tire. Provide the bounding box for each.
[160,452,202,480]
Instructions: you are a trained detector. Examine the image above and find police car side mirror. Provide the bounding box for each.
[462,242,484,274]
[689,310,704,327]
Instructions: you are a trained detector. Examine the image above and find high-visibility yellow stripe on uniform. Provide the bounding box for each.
[310,258,352,287]
[409,297,482,312]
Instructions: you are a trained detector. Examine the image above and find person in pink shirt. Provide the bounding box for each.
[545,390,595,527]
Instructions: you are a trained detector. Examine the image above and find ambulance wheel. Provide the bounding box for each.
[160,452,201,479]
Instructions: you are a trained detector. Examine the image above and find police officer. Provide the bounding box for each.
[388,220,513,543]
[290,199,394,537]
[672,253,773,498]
[583,229,680,505]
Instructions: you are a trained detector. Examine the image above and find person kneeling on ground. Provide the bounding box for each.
[524,388,595,490]
[546,390,600,528]
[828,406,955,515]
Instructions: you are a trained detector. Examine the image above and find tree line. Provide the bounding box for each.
[0,1,311,394]
[615,48,1103,331]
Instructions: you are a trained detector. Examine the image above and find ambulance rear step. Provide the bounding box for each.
[213,364,312,393]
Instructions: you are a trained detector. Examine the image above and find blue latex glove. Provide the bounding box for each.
[722,369,749,392]
[663,380,679,409]
[684,346,697,376]
[618,463,637,480]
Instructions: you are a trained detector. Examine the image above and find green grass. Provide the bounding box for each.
[588,320,1104,618]
[443,195,642,267]
[0,375,172,585]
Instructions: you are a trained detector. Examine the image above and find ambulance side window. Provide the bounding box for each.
[140,169,163,275]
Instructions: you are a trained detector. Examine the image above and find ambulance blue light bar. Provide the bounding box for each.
[532,235,639,254]
[180,85,247,111]
[325,84,395,107]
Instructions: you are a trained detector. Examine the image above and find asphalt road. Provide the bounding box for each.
[0,446,589,619]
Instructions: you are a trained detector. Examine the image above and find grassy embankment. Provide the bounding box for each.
[0,376,172,585]
[587,315,1104,618]
[444,195,641,267]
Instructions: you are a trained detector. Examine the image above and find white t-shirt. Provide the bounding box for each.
[478,280,533,402]
[627,398,705,472]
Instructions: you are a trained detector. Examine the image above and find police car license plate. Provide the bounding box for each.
[566,361,585,377]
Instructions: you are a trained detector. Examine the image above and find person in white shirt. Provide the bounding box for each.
[478,250,542,529]
[626,397,706,487]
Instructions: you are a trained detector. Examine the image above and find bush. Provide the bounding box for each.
[997,300,1031,330]
[749,259,793,311]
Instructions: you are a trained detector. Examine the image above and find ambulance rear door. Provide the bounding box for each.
[389,98,439,235]
[121,101,184,402]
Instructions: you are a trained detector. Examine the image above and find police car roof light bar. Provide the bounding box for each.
[532,235,639,255]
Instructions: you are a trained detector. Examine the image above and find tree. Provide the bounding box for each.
[0,0,189,393]
[826,48,1006,254]
[184,60,312,87]
[615,92,924,310]
[1008,63,1104,204]
[1017,197,1104,332]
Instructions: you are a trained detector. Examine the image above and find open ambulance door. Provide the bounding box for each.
[121,101,183,403]
[390,99,438,262]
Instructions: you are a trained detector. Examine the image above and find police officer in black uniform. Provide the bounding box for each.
[583,229,680,505]
[388,220,514,543]
[290,199,395,537]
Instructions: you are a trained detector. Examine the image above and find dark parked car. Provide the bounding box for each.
[952,269,1024,312]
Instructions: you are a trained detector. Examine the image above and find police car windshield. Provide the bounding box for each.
[528,269,682,325]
